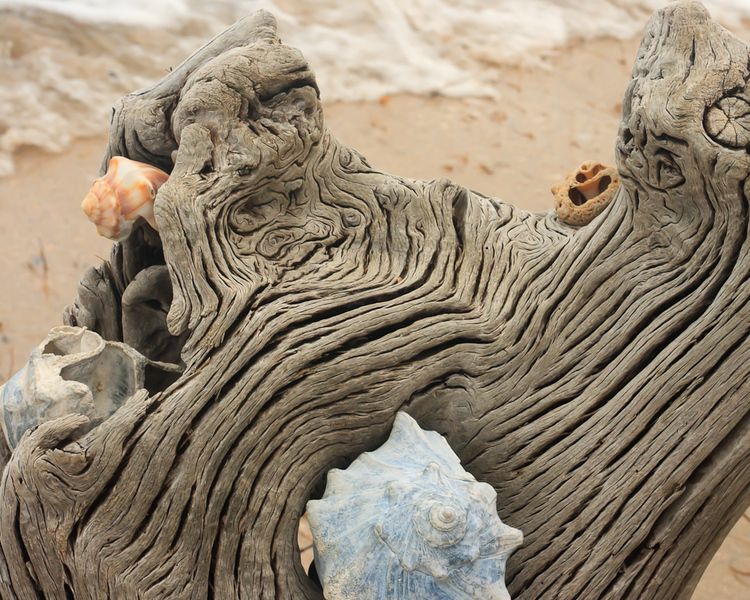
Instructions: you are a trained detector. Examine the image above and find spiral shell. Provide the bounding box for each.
[81,156,169,241]
[307,412,523,600]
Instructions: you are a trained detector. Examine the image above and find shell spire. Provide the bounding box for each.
[81,156,169,241]
[307,412,523,600]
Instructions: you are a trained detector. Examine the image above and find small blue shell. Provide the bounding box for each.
[307,412,523,600]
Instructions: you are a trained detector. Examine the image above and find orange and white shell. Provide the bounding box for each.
[81,157,169,242]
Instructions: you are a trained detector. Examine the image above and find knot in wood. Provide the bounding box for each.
[704,96,750,148]
[343,210,363,227]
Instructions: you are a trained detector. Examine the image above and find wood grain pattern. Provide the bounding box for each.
[2,2,749,598]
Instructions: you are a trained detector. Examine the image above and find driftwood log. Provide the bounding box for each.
[2,1,750,598]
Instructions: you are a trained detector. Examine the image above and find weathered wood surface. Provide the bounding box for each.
[2,2,750,598]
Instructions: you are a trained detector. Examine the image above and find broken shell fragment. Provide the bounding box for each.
[307,412,523,600]
[82,156,169,241]
[551,160,620,226]
[0,326,181,449]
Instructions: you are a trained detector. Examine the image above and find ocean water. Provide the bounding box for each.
[0,0,749,175]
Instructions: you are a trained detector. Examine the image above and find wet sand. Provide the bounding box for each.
[1,29,749,599]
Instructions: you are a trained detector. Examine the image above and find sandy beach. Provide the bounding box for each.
[1,17,750,599]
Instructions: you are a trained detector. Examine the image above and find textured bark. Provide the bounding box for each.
[2,2,750,599]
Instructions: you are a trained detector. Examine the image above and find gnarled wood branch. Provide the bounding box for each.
[2,2,750,599]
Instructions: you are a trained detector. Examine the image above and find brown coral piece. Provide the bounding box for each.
[551,160,620,226]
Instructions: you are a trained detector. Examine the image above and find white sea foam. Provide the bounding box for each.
[0,0,749,175]
[0,0,191,25]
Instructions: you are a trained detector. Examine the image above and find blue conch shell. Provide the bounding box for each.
[307,412,523,600]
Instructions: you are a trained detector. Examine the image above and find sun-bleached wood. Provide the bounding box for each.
[2,2,750,599]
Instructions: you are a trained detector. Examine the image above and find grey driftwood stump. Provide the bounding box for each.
[1,1,750,598]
